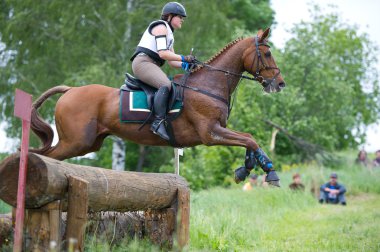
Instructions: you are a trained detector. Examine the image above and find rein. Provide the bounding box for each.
[174,36,281,112]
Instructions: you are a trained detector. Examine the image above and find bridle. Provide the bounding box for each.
[174,36,281,110]
[250,36,281,89]
[195,36,281,88]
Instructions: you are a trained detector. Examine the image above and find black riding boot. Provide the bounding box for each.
[150,86,170,141]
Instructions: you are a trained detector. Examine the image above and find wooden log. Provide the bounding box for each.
[47,201,61,249]
[177,187,190,248]
[0,153,189,212]
[25,208,51,251]
[65,176,88,252]
[65,211,145,242]
[144,208,176,248]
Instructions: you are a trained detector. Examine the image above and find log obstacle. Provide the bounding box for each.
[0,153,190,250]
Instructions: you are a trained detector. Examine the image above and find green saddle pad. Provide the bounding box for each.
[119,90,183,123]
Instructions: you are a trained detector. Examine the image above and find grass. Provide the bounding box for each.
[2,157,380,251]
[83,163,380,251]
[189,188,380,252]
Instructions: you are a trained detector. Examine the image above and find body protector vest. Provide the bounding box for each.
[131,20,174,66]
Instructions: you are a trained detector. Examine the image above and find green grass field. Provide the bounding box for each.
[189,188,380,252]
[1,161,380,251]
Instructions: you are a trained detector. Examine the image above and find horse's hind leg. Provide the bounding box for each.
[45,119,100,160]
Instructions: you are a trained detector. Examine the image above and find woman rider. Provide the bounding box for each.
[130,2,195,141]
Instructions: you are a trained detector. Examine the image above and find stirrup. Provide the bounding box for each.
[151,119,169,141]
[151,118,165,133]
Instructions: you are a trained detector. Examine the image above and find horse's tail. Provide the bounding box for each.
[29,85,72,154]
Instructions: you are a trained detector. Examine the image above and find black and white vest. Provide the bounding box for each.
[131,20,174,66]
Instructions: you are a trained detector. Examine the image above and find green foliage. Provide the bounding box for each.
[263,6,380,151]
[0,200,11,214]
[0,0,274,176]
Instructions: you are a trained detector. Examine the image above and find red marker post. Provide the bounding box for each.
[13,89,32,252]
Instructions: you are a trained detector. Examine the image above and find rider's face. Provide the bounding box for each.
[171,15,184,29]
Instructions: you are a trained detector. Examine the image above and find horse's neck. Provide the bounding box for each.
[212,40,247,76]
[191,39,249,96]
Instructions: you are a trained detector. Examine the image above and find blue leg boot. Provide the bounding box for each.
[254,148,280,187]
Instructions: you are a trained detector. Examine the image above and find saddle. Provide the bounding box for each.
[119,73,184,147]
[121,73,180,110]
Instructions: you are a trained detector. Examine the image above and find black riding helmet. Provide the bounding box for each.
[162,2,187,17]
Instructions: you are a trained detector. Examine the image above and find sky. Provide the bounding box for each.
[0,0,379,152]
[270,0,380,152]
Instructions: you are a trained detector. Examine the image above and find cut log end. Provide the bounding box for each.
[0,153,52,208]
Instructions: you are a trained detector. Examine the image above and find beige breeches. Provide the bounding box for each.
[132,55,171,89]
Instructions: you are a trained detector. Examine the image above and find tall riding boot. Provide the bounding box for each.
[150,86,170,141]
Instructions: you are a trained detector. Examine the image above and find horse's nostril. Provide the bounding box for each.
[279,82,286,88]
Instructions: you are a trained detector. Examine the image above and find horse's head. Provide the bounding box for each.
[243,28,285,93]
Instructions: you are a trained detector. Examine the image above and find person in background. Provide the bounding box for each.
[289,173,305,191]
[243,174,258,191]
[372,150,380,167]
[355,150,369,167]
[319,173,346,205]
[261,174,269,187]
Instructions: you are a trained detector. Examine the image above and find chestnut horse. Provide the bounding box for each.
[30,28,285,185]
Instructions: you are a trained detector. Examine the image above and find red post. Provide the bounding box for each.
[13,89,32,252]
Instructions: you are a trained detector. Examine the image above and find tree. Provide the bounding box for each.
[0,1,275,187]
[254,6,380,159]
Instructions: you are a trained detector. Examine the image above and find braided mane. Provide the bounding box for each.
[192,37,244,73]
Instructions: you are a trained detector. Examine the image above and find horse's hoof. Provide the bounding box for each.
[234,166,250,184]
[268,180,280,187]
[265,170,280,187]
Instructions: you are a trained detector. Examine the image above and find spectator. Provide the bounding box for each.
[261,174,269,187]
[319,173,346,205]
[243,174,258,191]
[372,150,380,167]
[355,150,369,167]
[289,173,305,191]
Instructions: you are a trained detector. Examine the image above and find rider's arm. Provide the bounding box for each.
[151,25,182,63]
[167,48,182,68]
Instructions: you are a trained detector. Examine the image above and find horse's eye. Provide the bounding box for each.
[265,51,271,57]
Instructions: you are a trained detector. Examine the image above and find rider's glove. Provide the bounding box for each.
[181,62,189,71]
[181,55,196,63]
[181,62,197,71]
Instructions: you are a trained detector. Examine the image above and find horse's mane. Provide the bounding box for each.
[192,37,244,73]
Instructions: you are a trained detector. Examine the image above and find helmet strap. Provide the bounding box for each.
[167,15,175,32]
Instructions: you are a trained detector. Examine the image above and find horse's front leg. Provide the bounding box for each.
[201,125,280,186]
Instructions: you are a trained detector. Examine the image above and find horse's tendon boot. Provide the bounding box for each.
[254,148,280,187]
[234,166,250,184]
[253,148,273,171]
[245,149,257,170]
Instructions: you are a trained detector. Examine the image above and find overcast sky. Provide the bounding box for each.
[1,1,379,152]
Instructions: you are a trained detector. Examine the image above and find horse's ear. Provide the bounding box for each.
[258,28,270,42]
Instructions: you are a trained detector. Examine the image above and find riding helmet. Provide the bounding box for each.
[162,2,187,17]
